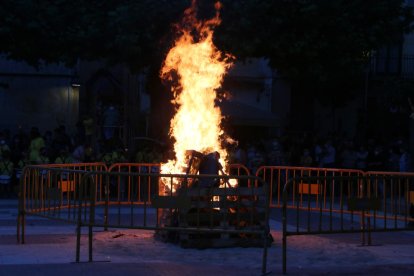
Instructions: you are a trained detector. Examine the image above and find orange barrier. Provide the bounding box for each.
[105,163,251,204]
[256,166,364,208]
[17,164,101,245]
[107,163,161,204]
[227,164,251,187]
[364,171,414,225]
[228,163,251,176]
[40,162,108,171]
[17,165,270,274]
[20,163,107,213]
[281,171,414,274]
[39,162,107,199]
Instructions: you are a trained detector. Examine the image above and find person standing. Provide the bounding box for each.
[399,146,412,173]
[367,145,387,172]
[0,132,10,160]
[54,147,73,164]
[339,142,357,169]
[36,147,50,164]
[355,145,368,171]
[299,149,313,167]
[28,127,45,164]
[320,140,336,168]
[83,113,95,145]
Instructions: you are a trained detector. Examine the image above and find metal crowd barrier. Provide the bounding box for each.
[228,163,251,176]
[256,166,364,208]
[281,173,414,274]
[17,163,414,275]
[17,163,251,237]
[77,170,270,274]
[16,164,270,275]
[364,171,414,227]
[103,163,250,204]
[16,165,102,244]
[106,163,161,204]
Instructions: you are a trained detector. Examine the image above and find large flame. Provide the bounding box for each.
[160,1,234,194]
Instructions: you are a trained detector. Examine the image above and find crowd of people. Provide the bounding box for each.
[0,122,412,197]
[0,124,112,196]
[0,115,171,197]
[229,133,412,175]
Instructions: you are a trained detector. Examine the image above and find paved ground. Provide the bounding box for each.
[1,198,414,275]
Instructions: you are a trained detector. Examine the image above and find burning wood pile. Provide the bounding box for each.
[154,1,270,248]
[156,150,269,248]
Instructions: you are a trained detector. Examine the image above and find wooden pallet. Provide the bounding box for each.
[153,186,270,248]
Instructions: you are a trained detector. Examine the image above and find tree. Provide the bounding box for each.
[0,0,412,105]
[0,0,189,70]
[214,0,413,105]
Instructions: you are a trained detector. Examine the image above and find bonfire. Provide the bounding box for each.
[160,0,235,195]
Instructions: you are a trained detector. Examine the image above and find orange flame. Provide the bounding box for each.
[160,0,234,194]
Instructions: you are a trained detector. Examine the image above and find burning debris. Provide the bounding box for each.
[184,150,221,186]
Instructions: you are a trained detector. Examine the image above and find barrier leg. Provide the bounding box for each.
[367,216,372,246]
[16,213,20,244]
[282,196,287,274]
[18,175,25,244]
[104,179,109,231]
[76,181,83,262]
[76,221,81,262]
[21,211,25,244]
[262,228,269,275]
[88,225,93,262]
[360,211,366,246]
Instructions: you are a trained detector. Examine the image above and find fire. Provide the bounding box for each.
[160,1,234,194]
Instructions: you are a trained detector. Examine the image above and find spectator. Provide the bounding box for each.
[112,145,127,164]
[229,142,247,165]
[84,143,96,162]
[54,147,73,164]
[83,113,95,145]
[339,142,357,169]
[101,143,116,167]
[35,147,50,164]
[320,140,336,168]
[11,127,29,155]
[43,130,53,149]
[72,143,86,163]
[28,127,45,164]
[51,126,72,158]
[355,145,368,170]
[299,148,313,167]
[246,143,265,173]
[387,147,400,172]
[0,132,10,160]
[267,139,285,166]
[367,145,387,172]
[313,139,323,166]
[399,146,412,172]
